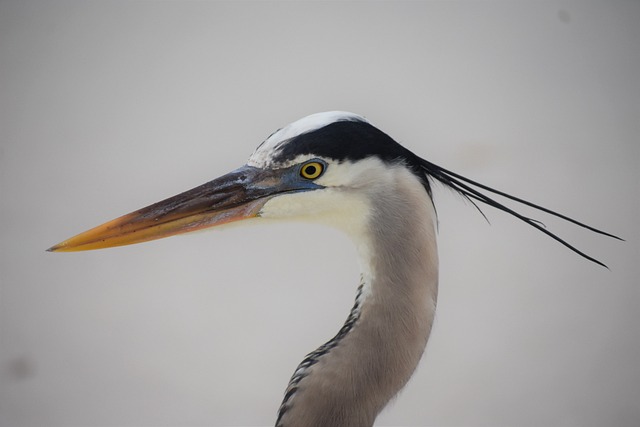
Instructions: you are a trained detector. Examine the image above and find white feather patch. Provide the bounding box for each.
[249,111,367,168]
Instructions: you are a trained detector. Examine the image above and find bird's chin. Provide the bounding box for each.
[259,189,371,237]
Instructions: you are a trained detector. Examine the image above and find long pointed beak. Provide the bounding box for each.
[48,165,312,252]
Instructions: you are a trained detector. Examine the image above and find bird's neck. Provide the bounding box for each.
[276,170,439,427]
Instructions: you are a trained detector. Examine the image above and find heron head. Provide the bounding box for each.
[48,112,430,252]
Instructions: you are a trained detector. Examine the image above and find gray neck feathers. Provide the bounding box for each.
[276,168,439,427]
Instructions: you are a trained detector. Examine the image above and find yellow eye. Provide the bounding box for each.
[300,161,324,180]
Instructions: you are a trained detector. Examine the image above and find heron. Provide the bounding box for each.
[48,111,619,427]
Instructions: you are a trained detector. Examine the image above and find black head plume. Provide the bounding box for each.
[416,157,623,268]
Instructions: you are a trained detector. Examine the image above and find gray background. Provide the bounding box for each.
[1,1,638,426]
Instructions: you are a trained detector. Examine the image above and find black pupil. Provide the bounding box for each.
[305,165,317,176]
